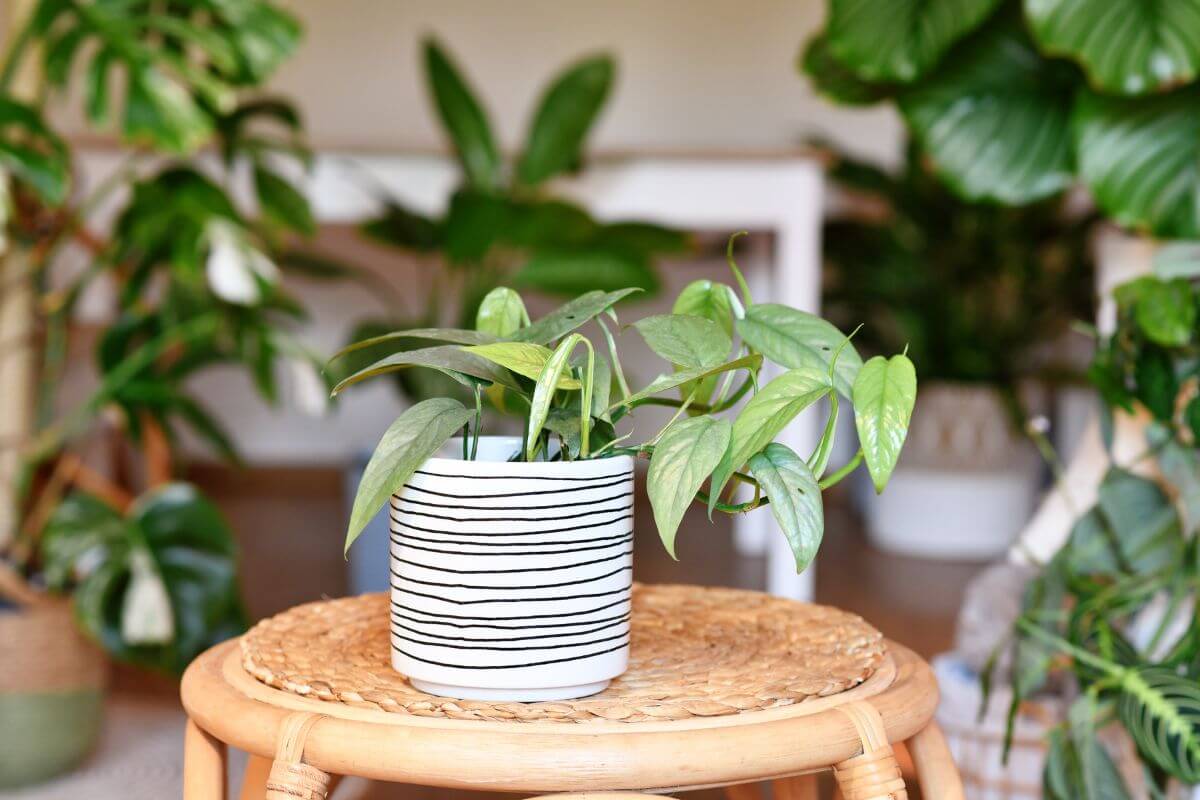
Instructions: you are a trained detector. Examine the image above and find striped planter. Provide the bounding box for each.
[389,436,635,701]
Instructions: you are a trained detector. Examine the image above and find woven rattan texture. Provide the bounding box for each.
[241,584,886,724]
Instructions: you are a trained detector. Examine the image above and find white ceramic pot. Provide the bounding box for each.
[859,383,1042,561]
[388,436,635,701]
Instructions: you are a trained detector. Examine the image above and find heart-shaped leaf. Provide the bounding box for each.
[346,398,473,553]
[648,416,731,558]
[517,55,614,185]
[633,314,732,369]
[709,365,831,513]
[748,443,825,572]
[736,303,862,397]
[1025,0,1200,96]
[826,0,1002,83]
[852,354,917,493]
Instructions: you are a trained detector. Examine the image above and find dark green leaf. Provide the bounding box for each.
[1134,278,1195,346]
[443,188,509,263]
[1118,667,1200,782]
[514,249,659,296]
[801,32,892,105]
[423,38,499,188]
[122,67,212,154]
[517,55,613,185]
[360,202,443,251]
[253,166,314,235]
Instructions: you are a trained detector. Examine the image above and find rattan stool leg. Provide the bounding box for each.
[831,702,907,800]
[240,755,272,800]
[184,720,227,800]
[264,712,332,800]
[906,721,964,800]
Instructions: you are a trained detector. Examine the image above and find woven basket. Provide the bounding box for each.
[0,571,107,788]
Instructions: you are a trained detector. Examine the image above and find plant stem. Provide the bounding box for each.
[694,489,769,514]
[470,384,482,461]
[818,448,863,490]
[1016,617,1125,678]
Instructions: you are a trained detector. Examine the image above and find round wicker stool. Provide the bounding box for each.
[180,585,962,800]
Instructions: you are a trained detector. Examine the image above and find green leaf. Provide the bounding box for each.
[633,314,731,369]
[647,416,731,558]
[614,353,762,410]
[709,365,832,513]
[332,345,520,395]
[852,354,917,493]
[597,222,691,255]
[253,166,314,235]
[1135,345,1177,420]
[526,334,588,460]
[475,287,529,336]
[898,20,1076,204]
[360,202,442,252]
[517,55,614,185]
[514,249,659,296]
[1118,667,1200,783]
[1025,0,1200,96]
[461,342,581,387]
[122,67,212,154]
[736,304,862,397]
[748,443,825,572]
[85,49,115,125]
[513,288,642,345]
[332,327,498,361]
[1074,86,1200,238]
[443,188,509,263]
[826,0,1001,82]
[1135,278,1195,346]
[423,38,499,189]
[1096,467,1182,574]
[347,398,473,553]
[1067,695,1133,800]
[800,32,892,106]
[673,280,735,335]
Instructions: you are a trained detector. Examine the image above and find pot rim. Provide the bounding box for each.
[419,435,634,478]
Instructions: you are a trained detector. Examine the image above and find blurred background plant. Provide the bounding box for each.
[323,37,690,403]
[0,0,326,677]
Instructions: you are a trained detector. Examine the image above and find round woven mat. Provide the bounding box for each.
[241,584,886,724]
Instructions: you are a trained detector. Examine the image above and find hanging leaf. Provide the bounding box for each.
[748,443,825,572]
[898,21,1077,204]
[736,303,862,397]
[647,416,731,558]
[1025,0,1200,96]
[423,38,500,189]
[346,398,474,553]
[826,0,1002,83]
[633,314,732,369]
[517,55,614,185]
[1074,86,1200,238]
[852,354,917,493]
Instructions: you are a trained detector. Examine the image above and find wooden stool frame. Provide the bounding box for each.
[181,639,962,799]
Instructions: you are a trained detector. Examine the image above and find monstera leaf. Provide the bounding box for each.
[41,484,244,674]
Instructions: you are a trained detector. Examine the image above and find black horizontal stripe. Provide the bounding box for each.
[391,585,631,605]
[389,511,633,538]
[390,503,632,525]
[390,532,633,556]
[391,565,631,591]
[394,489,631,513]
[390,596,629,621]
[392,548,632,576]
[390,617,628,643]
[414,468,628,482]
[403,474,631,500]
[393,639,629,670]
[391,609,630,631]
[395,630,629,653]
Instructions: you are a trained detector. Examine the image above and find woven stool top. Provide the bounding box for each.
[241,584,886,724]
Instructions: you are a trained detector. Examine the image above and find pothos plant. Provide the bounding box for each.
[327,36,688,403]
[996,265,1200,796]
[337,236,917,571]
[0,0,327,672]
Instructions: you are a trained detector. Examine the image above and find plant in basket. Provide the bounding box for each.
[336,235,919,701]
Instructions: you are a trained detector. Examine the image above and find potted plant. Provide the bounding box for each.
[337,236,918,700]
[818,139,1095,559]
[320,36,688,593]
[996,269,1200,798]
[0,0,326,786]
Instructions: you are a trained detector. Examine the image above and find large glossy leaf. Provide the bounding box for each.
[748,443,825,572]
[347,398,473,553]
[475,287,528,336]
[517,55,614,185]
[423,38,499,189]
[253,165,314,235]
[1118,667,1200,782]
[1095,468,1182,574]
[513,288,642,345]
[826,0,1001,82]
[709,365,831,513]
[735,304,862,397]
[331,345,519,395]
[613,353,763,410]
[898,21,1076,204]
[647,416,731,558]
[633,314,731,369]
[801,33,892,106]
[461,342,580,387]
[852,354,917,493]
[1025,0,1200,95]
[514,249,659,295]
[1074,87,1200,238]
